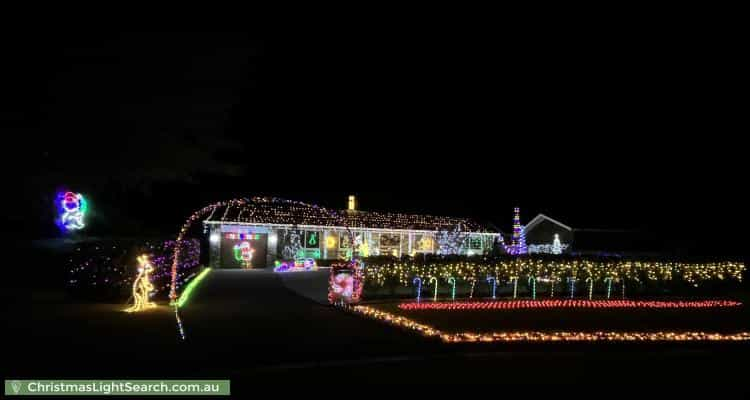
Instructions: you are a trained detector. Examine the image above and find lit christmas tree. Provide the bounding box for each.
[552,233,562,255]
[509,207,527,255]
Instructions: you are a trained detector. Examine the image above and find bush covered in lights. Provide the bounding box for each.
[361,254,746,299]
[67,239,200,301]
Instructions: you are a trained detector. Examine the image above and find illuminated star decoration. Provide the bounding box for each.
[124,255,156,312]
[57,191,87,231]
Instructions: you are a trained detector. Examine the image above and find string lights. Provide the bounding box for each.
[486,276,497,299]
[397,299,742,311]
[352,305,750,343]
[362,259,745,294]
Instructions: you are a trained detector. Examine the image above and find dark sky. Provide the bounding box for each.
[8,31,745,255]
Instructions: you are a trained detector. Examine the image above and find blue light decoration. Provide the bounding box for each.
[568,277,577,299]
[413,277,422,303]
[486,276,497,299]
[57,191,87,231]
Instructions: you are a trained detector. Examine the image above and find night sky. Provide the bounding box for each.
[9,32,745,256]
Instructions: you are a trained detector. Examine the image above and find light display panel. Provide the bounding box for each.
[220,232,267,268]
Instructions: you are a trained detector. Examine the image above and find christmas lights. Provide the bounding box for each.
[568,277,576,299]
[176,268,212,308]
[413,277,422,303]
[352,305,750,343]
[486,276,497,299]
[233,241,254,269]
[174,306,186,340]
[124,255,156,312]
[552,234,562,255]
[511,276,519,299]
[57,191,87,231]
[605,277,613,299]
[273,258,318,272]
[171,197,351,300]
[328,260,364,304]
[448,277,457,301]
[586,277,594,300]
[397,299,742,311]
[529,276,536,300]
[362,259,745,294]
[430,277,439,302]
[469,278,476,299]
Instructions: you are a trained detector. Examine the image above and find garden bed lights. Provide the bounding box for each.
[352,306,750,343]
[397,299,742,311]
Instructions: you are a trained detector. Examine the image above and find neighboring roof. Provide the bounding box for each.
[204,197,495,233]
[524,213,572,232]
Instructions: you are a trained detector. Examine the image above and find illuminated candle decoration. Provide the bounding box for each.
[233,241,254,269]
[124,255,156,312]
[486,276,497,299]
[448,277,457,301]
[353,305,750,343]
[413,277,423,303]
[57,191,87,231]
[398,299,742,311]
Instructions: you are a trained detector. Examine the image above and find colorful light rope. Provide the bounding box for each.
[397,299,743,311]
[352,305,750,343]
[273,258,318,273]
[57,191,87,231]
[175,268,212,308]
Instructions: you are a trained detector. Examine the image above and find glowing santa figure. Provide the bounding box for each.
[233,241,254,269]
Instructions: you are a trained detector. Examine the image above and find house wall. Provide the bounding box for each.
[525,219,574,250]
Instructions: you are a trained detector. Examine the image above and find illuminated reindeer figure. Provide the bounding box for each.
[125,255,156,312]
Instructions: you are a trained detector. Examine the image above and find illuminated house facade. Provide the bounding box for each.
[203,197,501,268]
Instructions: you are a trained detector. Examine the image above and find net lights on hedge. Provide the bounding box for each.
[124,255,156,312]
[397,299,742,311]
[57,191,87,231]
[352,305,750,343]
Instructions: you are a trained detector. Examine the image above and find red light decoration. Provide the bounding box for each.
[397,299,742,311]
[353,305,750,343]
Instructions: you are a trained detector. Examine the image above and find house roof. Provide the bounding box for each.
[524,213,572,232]
[204,197,496,233]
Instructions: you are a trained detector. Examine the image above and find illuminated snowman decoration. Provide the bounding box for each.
[233,241,254,269]
[58,191,87,231]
